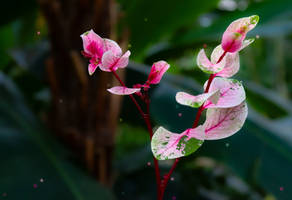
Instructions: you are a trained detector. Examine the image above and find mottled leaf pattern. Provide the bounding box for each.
[221,15,259,52]
[100,50,131,72]
[151,126,204,160]
[176,90,220,108]
[203,102,248,140]
[203,77,245,108]
[147,61,170,84]
[211,45,240,78]
[107,86,140,95]
[196,49,226,74]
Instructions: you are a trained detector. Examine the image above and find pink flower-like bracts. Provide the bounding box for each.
[81,30,131,75]
[151,15,259,160]
[146,61,170,85]
[107,60,170,96]
[81,30,169,96]
[221,15,259,53]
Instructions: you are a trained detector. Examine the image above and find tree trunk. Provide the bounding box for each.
[39,0,125,185]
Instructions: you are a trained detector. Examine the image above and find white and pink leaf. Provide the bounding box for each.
[80,29,104,57]
[211,45,240,78]
[196,49,226,74]
[203,77,246,108]
[151,126,204,160]
[147,61,170,85]
[100,50,131,72]
[103,39,122,56]
[221,15,259,53]
[176,90,220,108]
[202,102,248,140]
[107,86,140,95]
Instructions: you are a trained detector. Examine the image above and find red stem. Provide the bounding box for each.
[158,50,227,200]
[111,70,161,198]
[144,95,162,198]
[111,70,144,116]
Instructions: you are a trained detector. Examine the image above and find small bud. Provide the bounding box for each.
[221,15,259,53]
[147,61,170,85]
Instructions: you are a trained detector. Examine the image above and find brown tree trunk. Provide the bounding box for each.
[39,0,125,185]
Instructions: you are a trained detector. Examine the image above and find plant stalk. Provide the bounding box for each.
[158,50,227,200]
[111,70,162,198]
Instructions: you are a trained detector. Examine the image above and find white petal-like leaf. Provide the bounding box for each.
[176,90,220,108]
[151,126,204,160]
[211,45,240,78]
[100,50,131,72]
[107,86,140,95]
[197,49,226,74]
[103,39,122,56]
[203,77,246,108]
[240,38,255,50]
[202,102,248,140]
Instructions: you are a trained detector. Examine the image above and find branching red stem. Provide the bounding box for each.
[144,96,162,198]
[111,70,144,116]
[158,50,227,200]
[111,70,161,198]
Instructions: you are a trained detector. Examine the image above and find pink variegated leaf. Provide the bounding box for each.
[147,61,170,85]
[113,50,131,70]
[88,63,99,76]
[196,49,226,74]
[211,45,240,78]
[107,86,140,95]
[100,50,131,72]
[202,102,248,140]
[203,77,246,108]
[80,29,104,58]
[151,126,204,160]
[221,15,259,53]
[176,90,220,108]
[104,39,122,56]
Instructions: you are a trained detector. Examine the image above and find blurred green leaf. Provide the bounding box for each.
[147,0,292,60]
[0,72,115,200]
[119,0,219,58]
[0,24,15,69]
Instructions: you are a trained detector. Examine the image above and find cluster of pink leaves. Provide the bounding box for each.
[81,15,259,161]
[81,30,170,95]
[151,15,259,160]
